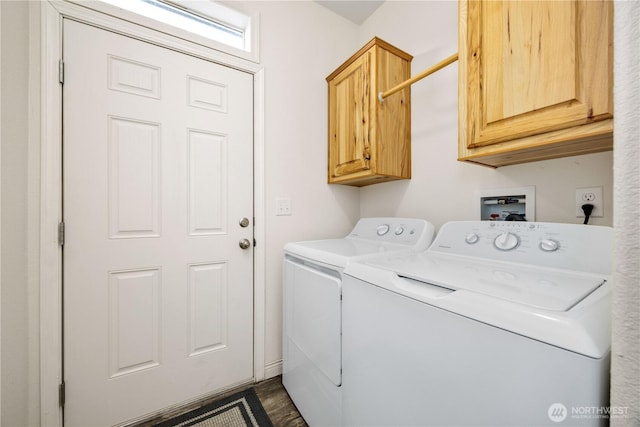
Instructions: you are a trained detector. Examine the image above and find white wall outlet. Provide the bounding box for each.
[575,186,603,217]
[276,198,292,216]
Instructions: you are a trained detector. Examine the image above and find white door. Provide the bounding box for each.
[62,19,254,426]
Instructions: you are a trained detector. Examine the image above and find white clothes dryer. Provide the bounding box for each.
[282,218,435,427]
[342,221,612,426]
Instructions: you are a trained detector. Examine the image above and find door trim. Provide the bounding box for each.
[38,2,266,425]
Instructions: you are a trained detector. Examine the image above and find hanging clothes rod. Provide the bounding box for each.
[378,53,458,102]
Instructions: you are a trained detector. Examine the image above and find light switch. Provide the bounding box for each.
[276,198,292,216]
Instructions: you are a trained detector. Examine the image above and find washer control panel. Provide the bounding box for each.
[460,222,564,253]
[430,221,613,275]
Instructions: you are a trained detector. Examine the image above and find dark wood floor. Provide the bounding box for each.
[130,375,307,426]
[254,376,308,427]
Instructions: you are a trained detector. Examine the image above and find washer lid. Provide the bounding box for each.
[367,252,607,311]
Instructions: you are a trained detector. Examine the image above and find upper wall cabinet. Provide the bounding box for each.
[458,0,613,168]
[327,37,412,186]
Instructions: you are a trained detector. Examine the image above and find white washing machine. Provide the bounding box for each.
[342,221,612,426]
[282,218,435,427]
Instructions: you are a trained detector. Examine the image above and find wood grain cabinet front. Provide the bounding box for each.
[327,37,412,186]
[458,0,613,167]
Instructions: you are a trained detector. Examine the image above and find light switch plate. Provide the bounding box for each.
[276,198,292,216]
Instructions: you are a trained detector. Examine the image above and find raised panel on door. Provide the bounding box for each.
[328,52,372,179]
[465,0,612,148]
[63,19,254,426]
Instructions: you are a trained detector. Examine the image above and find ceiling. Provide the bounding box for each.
[314,1,385,25]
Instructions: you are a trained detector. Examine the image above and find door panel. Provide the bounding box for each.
[63,19,254,426]
[328,53,372,178]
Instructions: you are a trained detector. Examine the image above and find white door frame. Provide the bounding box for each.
[38,1,266,425]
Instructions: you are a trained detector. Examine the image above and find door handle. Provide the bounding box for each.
[239,217,250,228]
[239,238,251,250]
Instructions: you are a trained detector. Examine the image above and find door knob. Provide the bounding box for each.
[239,217,250,228]
[239,238,251,250]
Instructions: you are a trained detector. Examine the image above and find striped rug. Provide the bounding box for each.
[155,388,273,427]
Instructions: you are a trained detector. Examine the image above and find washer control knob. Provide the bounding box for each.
[395,226,404,236]
[376,224,390,236]
[539,239,560,252]
[494,232,520,251]
[465,233,480,244]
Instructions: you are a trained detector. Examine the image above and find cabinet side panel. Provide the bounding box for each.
[460,0,480,155]
[375,48,411,179]
[580,0,613,116]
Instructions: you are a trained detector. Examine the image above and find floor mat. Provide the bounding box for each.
[155,388,273,427]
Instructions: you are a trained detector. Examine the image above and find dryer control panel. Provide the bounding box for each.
[430,221,613,276]
[348,218,435,250]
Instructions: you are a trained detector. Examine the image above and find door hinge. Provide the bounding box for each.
[59,382,65,407]
[58,222,65,246]
[58,60,64,84]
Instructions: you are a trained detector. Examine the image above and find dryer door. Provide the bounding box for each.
[283,257,342,386]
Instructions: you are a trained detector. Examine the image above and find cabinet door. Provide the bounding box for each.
[328,51,373,180]
[463,0,612,149]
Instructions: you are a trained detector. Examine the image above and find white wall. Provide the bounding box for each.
[0,2,3,422]
[1,2,30,425]
[356,1,613,229]
[220,1,362,372]
[0,1,636,425]
[612,1,640,424]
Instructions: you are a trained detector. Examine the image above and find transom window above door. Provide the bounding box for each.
[97,0,258,61]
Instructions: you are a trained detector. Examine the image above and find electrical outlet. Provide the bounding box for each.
[276,198,292,216]
[575,186,603,218]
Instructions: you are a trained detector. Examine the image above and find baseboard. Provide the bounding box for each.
[264,360,282,379]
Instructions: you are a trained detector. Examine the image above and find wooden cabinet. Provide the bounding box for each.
[458,0,613,168]
[327,37,412,186]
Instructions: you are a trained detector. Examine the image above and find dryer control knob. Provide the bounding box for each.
[376,224,390,236]
[395,226,404,236]
[465,233,480,244]
[494,232,520,251]
[539,239,560,252]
